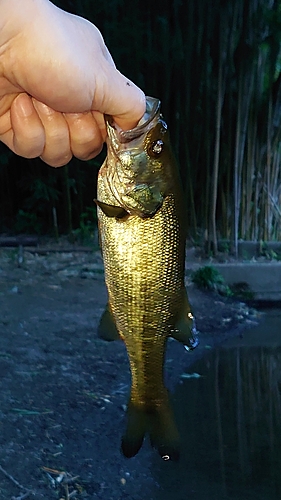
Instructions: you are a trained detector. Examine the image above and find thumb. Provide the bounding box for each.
[96,66,146,131]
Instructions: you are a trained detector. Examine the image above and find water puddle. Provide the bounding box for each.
[152,309,281,500]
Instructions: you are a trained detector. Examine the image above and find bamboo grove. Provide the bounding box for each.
[0,0,281,252]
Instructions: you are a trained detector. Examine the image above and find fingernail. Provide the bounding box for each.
[32,99,55,116]
[15,94,35,118]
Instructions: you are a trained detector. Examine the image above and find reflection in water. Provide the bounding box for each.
[152,311,281,500]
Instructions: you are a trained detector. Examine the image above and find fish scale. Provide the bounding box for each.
[99,195,181,395]
[96,97,198,460]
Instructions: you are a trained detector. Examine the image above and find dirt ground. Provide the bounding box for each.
[0,245,259,500]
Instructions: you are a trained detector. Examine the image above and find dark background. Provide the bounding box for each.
[1,0,281,254]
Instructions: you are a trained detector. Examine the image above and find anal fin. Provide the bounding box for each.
[171,289,199,350]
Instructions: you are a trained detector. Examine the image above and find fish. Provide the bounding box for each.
[95,96,199,461]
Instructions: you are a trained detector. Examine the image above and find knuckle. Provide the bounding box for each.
[13,128,45,158]
[73,143,103,161]
[41,152,72,168]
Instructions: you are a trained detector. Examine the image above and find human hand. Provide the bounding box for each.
[0,0,145,166]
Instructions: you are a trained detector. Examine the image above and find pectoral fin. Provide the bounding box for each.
[94,199,128,218]
[171,289,199,350]
[98,303,120,341]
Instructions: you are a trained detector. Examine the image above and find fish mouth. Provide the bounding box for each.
[106,96,161,144]
[103,96,166,217]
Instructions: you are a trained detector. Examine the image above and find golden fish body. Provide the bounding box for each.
[96,97,198,460]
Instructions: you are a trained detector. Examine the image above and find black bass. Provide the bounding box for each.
[95,97,198,460]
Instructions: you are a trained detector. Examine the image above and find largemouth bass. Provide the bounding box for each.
[95,96,198,460]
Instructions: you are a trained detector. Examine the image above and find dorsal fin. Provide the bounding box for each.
[94,199,128,218]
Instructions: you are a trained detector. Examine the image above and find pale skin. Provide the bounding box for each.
[0,0,146,166]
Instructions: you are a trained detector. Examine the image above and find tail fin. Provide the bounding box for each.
[121,398,180,461]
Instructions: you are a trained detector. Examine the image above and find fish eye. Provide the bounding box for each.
[148,139,164,157]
